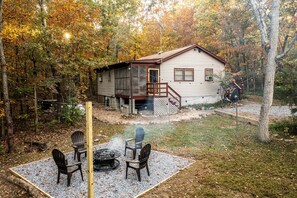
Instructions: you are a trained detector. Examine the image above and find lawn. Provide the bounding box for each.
[0,114,296,197]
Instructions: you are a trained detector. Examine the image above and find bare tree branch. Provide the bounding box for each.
[276,31,297,60]
[249,0,269,51]
[280,34,289,52]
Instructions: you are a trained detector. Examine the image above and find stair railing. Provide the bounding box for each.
[147,83,181,109]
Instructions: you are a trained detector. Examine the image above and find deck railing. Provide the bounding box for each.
[147,83,181,109]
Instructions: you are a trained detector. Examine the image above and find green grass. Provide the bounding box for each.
[135,115,297,197]
[203,141,296,197]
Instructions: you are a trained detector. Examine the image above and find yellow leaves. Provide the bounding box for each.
[1,22,32,41]
[31,29,43,38]
[0,101,4,118]
[0,109,4,118]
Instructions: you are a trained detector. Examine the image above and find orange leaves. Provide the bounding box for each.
[48,0,99,31]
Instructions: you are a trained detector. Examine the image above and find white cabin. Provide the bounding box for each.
[95,44,225,115]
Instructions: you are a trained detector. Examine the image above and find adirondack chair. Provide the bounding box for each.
[124,127,145,159]
[52,149,84,187]
[125,144,151,182]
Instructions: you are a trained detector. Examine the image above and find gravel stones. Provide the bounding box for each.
[11,143,192,198]
[220,103,292,117]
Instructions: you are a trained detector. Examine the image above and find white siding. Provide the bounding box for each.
[160,49,225,105]
[97,70,115,96]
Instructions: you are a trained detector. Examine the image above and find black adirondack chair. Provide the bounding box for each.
[52,149,84,187]
[71,130,87,161]
[125,144,151,182]
[124,127,145,159]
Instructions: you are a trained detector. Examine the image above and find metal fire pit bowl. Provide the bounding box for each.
[93,148,121,171]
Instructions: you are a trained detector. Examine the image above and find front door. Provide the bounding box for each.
[148,68,159,83]
[148,68,160,95]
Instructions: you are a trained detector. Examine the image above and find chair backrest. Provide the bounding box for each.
[52,149,67,172]
[135,127,145,143]
[71,130,85,146]
[139,144,151,168]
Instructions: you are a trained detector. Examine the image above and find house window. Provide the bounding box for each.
[205,68,213,81]
[174,68,194,82]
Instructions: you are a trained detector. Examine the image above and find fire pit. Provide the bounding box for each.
[93,148,121,171]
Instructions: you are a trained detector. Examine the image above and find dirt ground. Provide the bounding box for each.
[92,103,214,125]
[92,95,290,125]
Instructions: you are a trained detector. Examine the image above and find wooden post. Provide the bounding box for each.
[86,102,94,198]
[34,84,38,133]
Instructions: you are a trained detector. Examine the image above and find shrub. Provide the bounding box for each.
[274,58,297,116]
[270,119,297,136]
[61,98,84,125]
[187,100,230,110]
[15,113,30,120]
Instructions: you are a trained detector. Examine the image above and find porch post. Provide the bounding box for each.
[129,99,135,114]
[129,64,133,114]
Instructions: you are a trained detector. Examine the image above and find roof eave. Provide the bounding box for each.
[138,44,226,65]
[94,61,131,72]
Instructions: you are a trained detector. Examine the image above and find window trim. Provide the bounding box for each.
[174,68,194,82]
[204,68,214,81]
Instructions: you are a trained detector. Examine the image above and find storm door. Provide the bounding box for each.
[148,68,160,95]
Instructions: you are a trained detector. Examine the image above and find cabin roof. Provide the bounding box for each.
[137,44,225,64]
[95,44,225,72]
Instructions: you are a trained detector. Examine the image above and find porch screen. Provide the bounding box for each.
[115,67,130,96]
[132,65,146,96]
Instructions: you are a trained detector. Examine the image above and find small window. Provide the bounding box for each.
[174,68,194,82]
[205,68,213,81]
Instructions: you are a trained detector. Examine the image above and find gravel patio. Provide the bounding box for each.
[10,139,192,198]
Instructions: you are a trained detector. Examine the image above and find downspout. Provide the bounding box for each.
[130,64,133,114]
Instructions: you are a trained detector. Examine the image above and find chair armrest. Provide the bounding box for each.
[67,162,82,167]
[76,141,85,146]
[72,144,78,149]
[125,138,135,142]
[125,138,135,145]
[125,159,139,164]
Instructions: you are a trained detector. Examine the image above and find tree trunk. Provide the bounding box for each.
[245,64,249,92]
[34,84,38,133]
[88,65,93,97]
[260,56,264,91]
[38,0,62,120]
[257,0,280,142]
[253,61,256,93]
[0,0,14,152]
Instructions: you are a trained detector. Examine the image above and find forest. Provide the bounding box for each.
[0,0,296,153]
